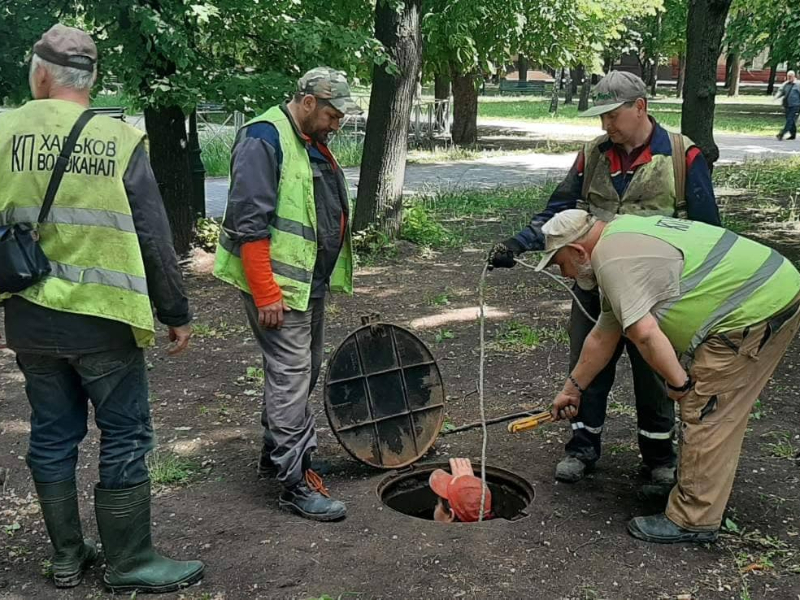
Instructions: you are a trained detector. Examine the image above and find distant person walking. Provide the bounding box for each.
[775,70,800,141]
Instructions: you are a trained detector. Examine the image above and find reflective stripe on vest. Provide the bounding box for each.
[0,99,155,346]
[213,105,354,310]
[601,215,800,356]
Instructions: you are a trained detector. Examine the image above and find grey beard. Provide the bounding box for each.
[575,261,597,290]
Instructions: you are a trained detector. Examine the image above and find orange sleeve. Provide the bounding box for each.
[241,239,282,308]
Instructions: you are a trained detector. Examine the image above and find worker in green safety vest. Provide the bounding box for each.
[0,25,203,592]
[213,67,360,521]
[538,209,800,544]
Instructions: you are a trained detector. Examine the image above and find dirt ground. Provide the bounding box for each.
[2,202,800,600]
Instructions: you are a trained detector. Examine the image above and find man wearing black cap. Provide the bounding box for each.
[0,24,203,592]
[489,71,721,487]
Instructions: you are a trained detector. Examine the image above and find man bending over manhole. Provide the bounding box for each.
[429,459,493,523]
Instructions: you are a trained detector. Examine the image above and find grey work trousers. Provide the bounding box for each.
[241,293,326,488]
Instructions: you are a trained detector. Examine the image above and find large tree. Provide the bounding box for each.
[681,0,734,167]
[353,0,423,236]
[83,0,382,253]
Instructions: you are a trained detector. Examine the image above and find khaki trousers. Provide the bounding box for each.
[666,297,800,530]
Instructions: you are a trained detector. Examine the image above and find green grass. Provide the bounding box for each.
[90,90,137,111]
[201,133,234,177]
[490,319,566,352]
[714,157,800,201]
[763,432,796,460]
[146,451,197,486]
[477,97,785,136]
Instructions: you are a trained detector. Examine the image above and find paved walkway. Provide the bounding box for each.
[204,120,800,218]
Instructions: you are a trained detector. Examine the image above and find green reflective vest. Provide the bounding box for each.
[0,99,155,347]
[213,106,354,310]
[579,132,692,222]
[601,215,800,356]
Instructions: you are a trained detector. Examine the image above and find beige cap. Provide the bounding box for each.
[580,70,647,117]
[297,67,363,115]
[535,210,597,271]
[33,24,97,72]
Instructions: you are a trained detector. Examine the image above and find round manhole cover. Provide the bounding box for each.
[324,323,445,469]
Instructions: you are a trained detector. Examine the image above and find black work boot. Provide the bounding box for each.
[94,481,204,593]
[35,479,97,588]
[279,470,346,522]
[628,513,718,544]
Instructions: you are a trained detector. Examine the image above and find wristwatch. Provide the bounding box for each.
[667,376,693,393]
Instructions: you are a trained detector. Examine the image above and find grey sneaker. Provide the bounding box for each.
[650,466,676,486]
[555,456,591,483]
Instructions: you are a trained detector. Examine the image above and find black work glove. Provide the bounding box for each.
[488,238,525,269]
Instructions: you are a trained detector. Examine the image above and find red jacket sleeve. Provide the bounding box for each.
[241,239,282,307]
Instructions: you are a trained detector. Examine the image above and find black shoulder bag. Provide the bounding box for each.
[0,109,96,293]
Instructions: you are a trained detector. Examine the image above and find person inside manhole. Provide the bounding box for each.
[539,209,800,544]
[429,458,493,523]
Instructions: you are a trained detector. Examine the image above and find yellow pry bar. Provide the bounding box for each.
[508,410,554,433]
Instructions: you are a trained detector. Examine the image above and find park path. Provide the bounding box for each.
[198,119,799,218]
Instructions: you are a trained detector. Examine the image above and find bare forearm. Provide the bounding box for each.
[631,330,686,387]
[571,326,621,388]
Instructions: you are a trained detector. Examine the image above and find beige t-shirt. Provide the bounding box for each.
[591,233,684,331]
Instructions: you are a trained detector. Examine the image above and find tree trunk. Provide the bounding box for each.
[578,66,592,111]
[144,106,194,255]
[434,74,450,100]
[352,0,423,235]
[649,56,658,96]
[602,55,612,74]
[549,67,563,114]
[676,53,686,98]
[766,58,778,95]
[682,0,734,167]
[517,54,528,82]
[724,52,735,88]
[451,72,479,145]
[564,69,574,105]
[727,54,741,96]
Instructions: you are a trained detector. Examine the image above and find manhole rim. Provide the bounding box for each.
[376,461,535,523]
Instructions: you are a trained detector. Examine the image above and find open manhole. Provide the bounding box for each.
[377,462,534,522]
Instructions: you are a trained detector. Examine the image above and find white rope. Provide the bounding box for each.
[513,258,597,324]
[474,257,595,522]
[477,263,489,522]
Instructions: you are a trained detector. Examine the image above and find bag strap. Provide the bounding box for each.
[670,132,686,216]
[38,110,97,223]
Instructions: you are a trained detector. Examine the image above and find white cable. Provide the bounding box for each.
[513,258,597,324]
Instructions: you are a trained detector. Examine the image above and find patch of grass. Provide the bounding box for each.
[200,132,235,177]
[434,329,454,343]
[478,97,785,136]
[195,217,221,252]
[750,399,765,420]
[352,226,399,266]
[91,90,137,111]
[426,289,451,306]
[606,442,636,455]
[246,366,265,384]
[490,320,568,352]
[329,135,364,168]
[721,214,753,234]
[763,431,796,459]
[401,203,461,249]
[714,158,800,220]
[146,451,196,486]
[193,321,225,339]
[608,401,636,418]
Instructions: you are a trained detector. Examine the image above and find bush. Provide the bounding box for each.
[196,217,221,252]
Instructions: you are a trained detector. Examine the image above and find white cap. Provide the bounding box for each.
[535,210,597,271]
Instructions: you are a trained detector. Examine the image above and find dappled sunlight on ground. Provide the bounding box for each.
[409,305,510,329]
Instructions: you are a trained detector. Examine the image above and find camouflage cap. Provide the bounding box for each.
[580,70,648,117]
[33,24,97,72]
[297,67,363,116]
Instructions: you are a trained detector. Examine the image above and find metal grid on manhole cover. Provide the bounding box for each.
[324,322,445,469]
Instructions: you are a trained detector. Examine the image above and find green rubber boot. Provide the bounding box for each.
[34,479,98,588]
[94,481,204,594]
